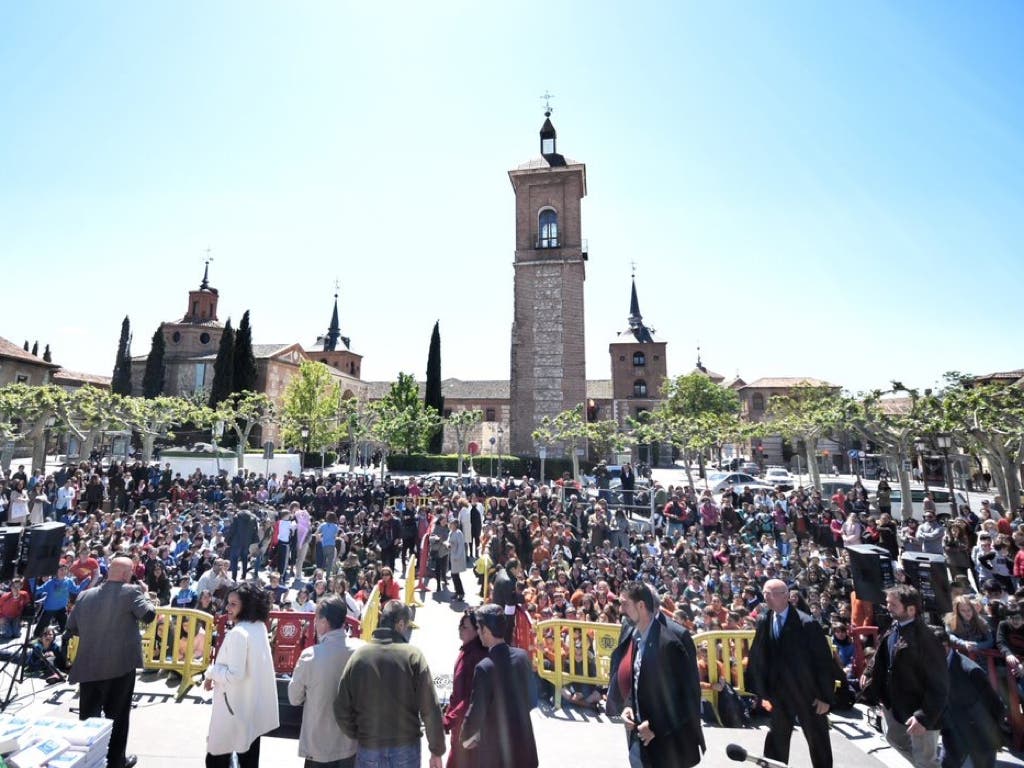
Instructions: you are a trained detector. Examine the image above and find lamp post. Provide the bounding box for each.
[915,440,929,492]
[489,435,496,479]
[936,434,958,517]
[497,427,504,479]
[212,420,225,477]
[300,425,310,472]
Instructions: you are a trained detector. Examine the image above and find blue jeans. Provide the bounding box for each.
[355,743,420,768]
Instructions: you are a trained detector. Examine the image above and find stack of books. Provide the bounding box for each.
[0,715,112,768]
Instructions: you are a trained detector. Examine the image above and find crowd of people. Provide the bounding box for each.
[2,455,1024,767]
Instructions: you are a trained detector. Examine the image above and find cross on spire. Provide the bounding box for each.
[540,90,555,117]
[201,249,213,289]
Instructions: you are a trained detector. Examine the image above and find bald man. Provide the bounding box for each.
[67,556,156,768]
[747,578,836,768]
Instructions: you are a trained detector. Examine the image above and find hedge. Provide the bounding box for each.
[384,453,595,480]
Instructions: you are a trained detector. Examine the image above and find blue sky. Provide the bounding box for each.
[2,2,1022,395]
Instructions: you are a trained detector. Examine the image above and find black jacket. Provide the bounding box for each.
[861,617,949,729]
[462,643,538,768]
[748,607,836,711]
[606,615,705,768]
[941,650,1004,766]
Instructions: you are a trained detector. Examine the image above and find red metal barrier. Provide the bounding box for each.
[214,610,362,675]
[849,626,879,678]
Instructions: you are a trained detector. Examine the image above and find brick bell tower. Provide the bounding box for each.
[508,108,588,455]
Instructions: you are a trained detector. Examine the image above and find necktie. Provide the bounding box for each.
[887,622,902,658]
[773,613,783,639]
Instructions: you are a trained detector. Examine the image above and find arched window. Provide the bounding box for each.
[633,351,646,367]
[752,393,765,411]
[539,209,558,248]
[633,379,648,398]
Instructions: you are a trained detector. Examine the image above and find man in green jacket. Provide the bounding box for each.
[334,600,445,768]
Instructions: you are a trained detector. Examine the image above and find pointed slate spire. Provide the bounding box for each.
[201,260,211,290]
[324,291,341,352]
[626,277,655,343]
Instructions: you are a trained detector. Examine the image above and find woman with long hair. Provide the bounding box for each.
[944,594,994,653]
[204,582,278,768]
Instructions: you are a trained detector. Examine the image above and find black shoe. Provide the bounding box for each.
[123,755,138,768]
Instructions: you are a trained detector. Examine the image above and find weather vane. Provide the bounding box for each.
[630,260,637,279]
[541,90,555,116]
[334,277,340,298]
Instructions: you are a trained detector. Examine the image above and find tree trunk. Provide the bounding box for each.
[1000,455,1021,511]
[457,448,464,478]
[82,428,102,460]
[684,455,696,489]
[804,441,821,491]
[897,457,914,521]
[142,434,157,463]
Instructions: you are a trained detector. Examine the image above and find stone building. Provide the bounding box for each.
[0,337,59,386]
[129,269,366,447]
[508,110,588,456]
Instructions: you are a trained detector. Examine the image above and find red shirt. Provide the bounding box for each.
[69,557,99,583]
[0,590,31,619]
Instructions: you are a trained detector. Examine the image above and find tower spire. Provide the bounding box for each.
[324,282,341,352]
[201,249,213,289]
[625,269,654,343]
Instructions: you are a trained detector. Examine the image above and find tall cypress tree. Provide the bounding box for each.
[23,341,29,352]
[424,320,444,454]
[111,316,133,395]
[142,324,166,398]
[232,310,258,394]
[208,319,235,407]
[30,341,38,357]
[42,344,52,363]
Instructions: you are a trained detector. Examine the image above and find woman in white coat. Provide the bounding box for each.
[204,582,279,768]
[447,517,468,602]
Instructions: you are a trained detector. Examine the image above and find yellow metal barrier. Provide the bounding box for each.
[67,607,215,702]
[533,620,759,713]
[533,619,622,708]
[360,584,381,641]
[404,556,423,608]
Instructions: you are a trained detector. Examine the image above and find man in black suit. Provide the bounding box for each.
[934,627,1003,768]
[490,559,521,644]
[861,584,948,768]
[606,581,704,768]
[747,578,835,768]
[461,604,538,768]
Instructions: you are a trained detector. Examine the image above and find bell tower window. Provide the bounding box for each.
[538,209,558,249]
[632,351,646,367]
[633,379,648,398]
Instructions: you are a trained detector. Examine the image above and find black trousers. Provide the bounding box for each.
[79,670,136,768]
[207,736,261,768]
[764,701,833,768]
[451,572,465,599]
[304,757,355,768]
[34,607,68,637]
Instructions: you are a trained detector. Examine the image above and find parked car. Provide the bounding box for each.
[764,467,794,490]
[703,471,761,494]
[872,487,968,520]
[740,462,761,476]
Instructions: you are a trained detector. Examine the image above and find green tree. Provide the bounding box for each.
[67,386,128,459]
[533,404,590,482]
[42,344,52,363]
[938,375,1024,508]
[424,321,444,454]
[210,391,277,468]
[0,384,72,471]
[281,361,342,457]
[765,384,844,493]
[233,310,258,395]
[208,319,235,407]
[446,409,483,477]
[839,383,943,518]
[660,372,740,419]
[377,372,440,455]
[142,325,167,398]
[123,395,194,462]
[111,316,133,395]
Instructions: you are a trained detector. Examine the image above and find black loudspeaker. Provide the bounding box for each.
[18,522,66,578]
[0,527,22,581]
[847,544,895,603]
[900,551,952,615]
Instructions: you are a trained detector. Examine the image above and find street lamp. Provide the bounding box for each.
[914,440,929,492]
[497,427,504,479]
[936,434,958,517]
[300,425,310,471]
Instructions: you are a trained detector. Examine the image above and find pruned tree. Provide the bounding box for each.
[123,395,194,463]
[67,386,129,459]
[766,384,845,493]
[0,384,72,471]
[207,391,277,468]
[532,404,590,482]
[446,409,483,477]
